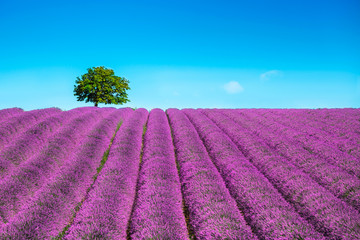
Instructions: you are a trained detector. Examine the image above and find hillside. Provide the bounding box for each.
[0,107,359,239]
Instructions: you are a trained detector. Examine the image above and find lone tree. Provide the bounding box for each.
[74,66,130,107]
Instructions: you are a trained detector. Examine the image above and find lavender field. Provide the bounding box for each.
[0,107,359,239]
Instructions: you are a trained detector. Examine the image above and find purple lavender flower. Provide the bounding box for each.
[0,108,107,226]
[0,108,61,150]
[253,109,360,175]
[183,108,325,239]
[0,107,358,239]
[166,108,257,239]
[64,108,148,239]
[128,108,189,239]
[0,108,23,123]
[201,109,360,239]
[0,108,89,179]
[221,109,360,212]
[0,108,130,239]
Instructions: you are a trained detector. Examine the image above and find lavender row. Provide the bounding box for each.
[166,108,257,239]
[0,108,108,226]
[222,109,360,212]
[293,109,360,158]
[201,109,360,239]
[0,108,89,179]
[255,108,359,139]
[270,109,360,172]
[183,109,324,239]
[64,108,147,239]
[0,108,23,123]
[128,109,189,239]
[0,108,61,150]
[0,108,129,239]
[270,108,360,146]
[267,109,360,159]
[244,109,360,177]
[294,108,360,133]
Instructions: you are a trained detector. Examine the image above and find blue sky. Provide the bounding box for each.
[0,0,359,110]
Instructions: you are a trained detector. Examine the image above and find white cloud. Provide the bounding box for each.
[223,81,244,94]
[260,70,283,81]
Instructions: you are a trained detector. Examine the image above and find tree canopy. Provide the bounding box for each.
[74,66,130,107]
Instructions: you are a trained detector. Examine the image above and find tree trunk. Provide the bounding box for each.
[95,102,98,107]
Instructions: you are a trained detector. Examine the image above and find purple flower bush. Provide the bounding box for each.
[221,109,360,212]
[0,108,88,179]
[0,107,358,239]
[273,108,360,160]
[288,108,360,136]
[0,108,23,123]
[64,108,148,239]
[128,108,189,239]
[250,109,360,176]
[0,108,131,239]
[0,108,61,151]
[0,108,105,226]
[201,109,360,239]
[183,109,325,239]
[167,108,257,239]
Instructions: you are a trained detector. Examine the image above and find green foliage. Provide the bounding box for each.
[74,66,130,107]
